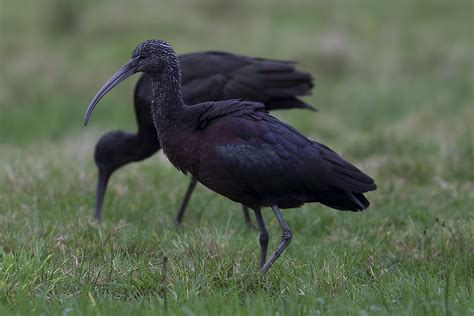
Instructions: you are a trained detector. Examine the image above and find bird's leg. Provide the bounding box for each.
[253,208,269,268]
[242,205,251,224]
[242,205,257,229]
[261,205,292,274]
[175,177,198,225]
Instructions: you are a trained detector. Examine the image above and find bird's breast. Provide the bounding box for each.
[159,129,200,174]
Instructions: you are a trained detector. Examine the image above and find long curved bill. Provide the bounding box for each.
[95,167,110,221]
[83,58,139,126]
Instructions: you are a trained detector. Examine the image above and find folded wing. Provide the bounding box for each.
[179,51,315,110]
[193,99,375,211]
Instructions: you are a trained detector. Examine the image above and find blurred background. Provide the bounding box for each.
[1,0,473,236]
[0,0,472,313]
[1,0,471,147]
[1,0,472,225]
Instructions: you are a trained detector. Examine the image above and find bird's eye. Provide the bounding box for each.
[132,54,145,62]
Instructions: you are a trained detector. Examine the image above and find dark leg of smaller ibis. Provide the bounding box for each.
[261,205,292,274]
[253,208,269,268]
[175,177,198,225]
[242,205,255,228]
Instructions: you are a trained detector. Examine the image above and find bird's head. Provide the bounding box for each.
[84,40,177,126]
[132,40,177,73]
[93,130,131,220]
[94,130,132,174]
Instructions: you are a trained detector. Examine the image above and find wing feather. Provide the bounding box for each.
[178,51,314,110]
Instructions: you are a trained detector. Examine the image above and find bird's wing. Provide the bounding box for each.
[179,51,315,110]
[190,99,267,130]
[193,100,375,198]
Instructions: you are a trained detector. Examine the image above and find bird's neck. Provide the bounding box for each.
[134,101,157,139]
[133,75,157,138]
[149,61,185,136]
[119,133,160,165]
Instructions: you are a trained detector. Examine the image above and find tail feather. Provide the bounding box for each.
[264,87,312,98]
[260,72,313,87]
[314,189,370,212]
[306,141,376,211]
[313,140,377,193]
[347,192,370,210]
[264,97,316,111]
[257,61,296,73]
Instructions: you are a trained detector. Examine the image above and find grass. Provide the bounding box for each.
[0,0,473,314]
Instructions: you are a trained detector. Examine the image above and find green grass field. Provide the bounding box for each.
[0,1,473,314]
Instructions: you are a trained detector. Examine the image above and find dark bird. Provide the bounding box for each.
[84,40,376,273]
[94,51,315,226]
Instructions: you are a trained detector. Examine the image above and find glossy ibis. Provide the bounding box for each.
[84,40,376,273]
[94,52,315,225]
